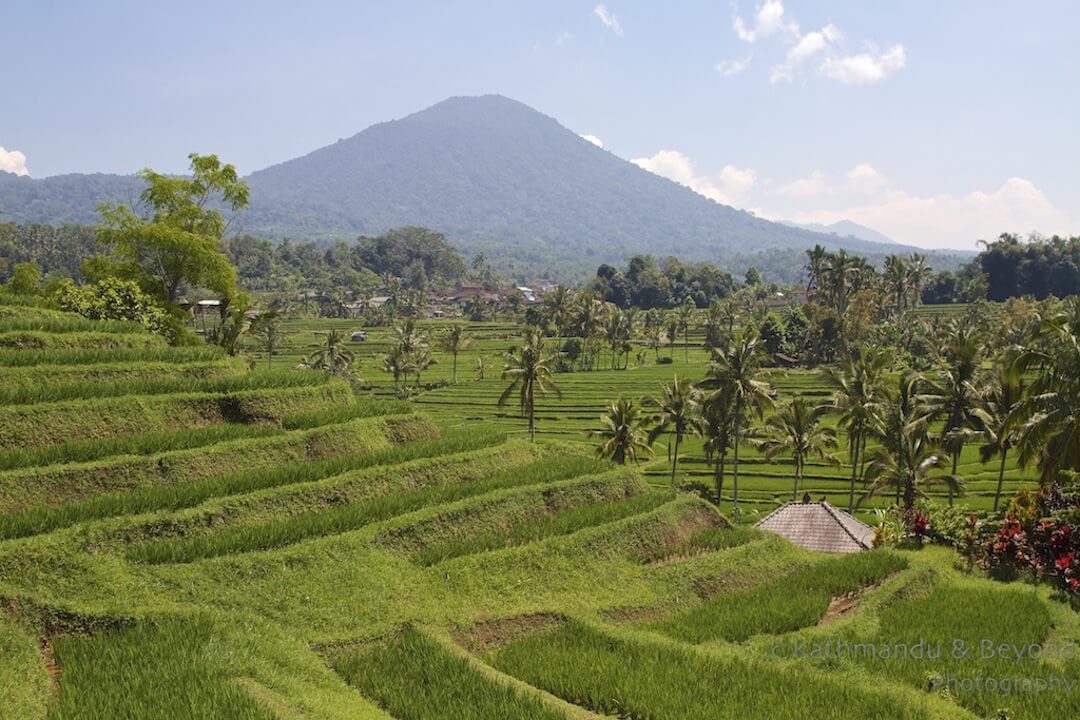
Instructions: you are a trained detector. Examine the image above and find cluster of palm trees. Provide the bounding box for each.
[379,320,438,398]
[590,300,1080,519]
[806,245,931,317]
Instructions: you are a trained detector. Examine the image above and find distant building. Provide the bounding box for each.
[755,499,875,553]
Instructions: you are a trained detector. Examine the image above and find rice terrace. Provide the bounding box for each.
[2,3,1080,719]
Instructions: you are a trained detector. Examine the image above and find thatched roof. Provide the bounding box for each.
[755,500,874,553]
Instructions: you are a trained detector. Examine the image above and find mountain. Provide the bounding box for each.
[0,95,914,277]
[783,219,896,246]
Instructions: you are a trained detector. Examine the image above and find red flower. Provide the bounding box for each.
[1056,552,1075,572]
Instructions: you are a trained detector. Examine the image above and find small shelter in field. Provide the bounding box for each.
[755,496,875,553]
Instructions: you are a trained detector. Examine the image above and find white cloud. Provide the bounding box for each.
[770,24,841,83]
[776,170,826,197]
[845,163,888,194]
[820,44,906,85]
[631,149,756,206]
[555,30,574,46]
[791,178,1073,249]
[580,134,604,148]
[0,146,29,177]
[729,2,905,85]
[716,55,753,77]
[733,0,796,43]
[593,4,624,38]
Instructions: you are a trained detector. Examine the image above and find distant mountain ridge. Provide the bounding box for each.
[782,219,896,246]
[0,95,920,276]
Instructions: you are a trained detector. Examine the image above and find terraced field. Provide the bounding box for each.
[251,314,1041,521]
[2,304,1075,720]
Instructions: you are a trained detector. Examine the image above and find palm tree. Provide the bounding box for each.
[543,285,575,340]
[412,347,437,389]
[591,398,654,464]
[575,293,605,371]
[1014,299,1080,484]
[307,328,355,374]
[677,300,695,364]
[701,388,735,504]
[441,323,473,384]
[249,310,284,369]
[971,361,1025,511]
[701,331,773,516]
[498,327,560,441]
[924,321,982,505]
[646,376,702,487]
[665,314,680,360]
[380,346,412,398]
[867,371,960,509]
[757,399,841,501]
[822,346,889,512]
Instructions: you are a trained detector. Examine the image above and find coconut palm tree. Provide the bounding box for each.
[498,327,560,441]
[380,345,412,398]
[822,346,889,512]
[1014,299,1080,484]
[306,328,354,374]
[646,375,702,487]
[867,371,960,509]
[701,388,735,504]
[440,323,473,384]
[665,314,680,360]
[591,398,654,464]
[924,321,983,505]
[701,331,773,516]
[677,300,695,364]
[249,310,284,369]
[755,398,841,501]
[971,360,1026,511]
[543,285,575,340]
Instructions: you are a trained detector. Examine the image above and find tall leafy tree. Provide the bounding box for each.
[249,310,285,369]
[591,398,654,464]
[970,361,1026,511]
[499,327,560,441]
[646,376,702,487]
[95,153,247,305]
[701,331,773,516]
[701,388,736,504]
[440,323,473,384]
[1015,298,1080,484]
[306,329,355,374]
[924,321,983,506]
[822,346,889,512]
[677,300,695,364]
[755,398,840,501]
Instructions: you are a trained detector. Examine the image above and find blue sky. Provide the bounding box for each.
[1,1,1077,249]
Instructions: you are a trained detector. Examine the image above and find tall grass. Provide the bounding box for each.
[651,551,907,643]
[47,616,274,720]
[489,620,933,720]
[0,330,164,350]
[0,367,332,405]
[332,627,566,720]
[0,346,225,367]
[413,490,673,566]
[0,428,503,540]
[280,399,412,429]
[0,422,283,472]
[126,455,604,564]
[0,315,146,334]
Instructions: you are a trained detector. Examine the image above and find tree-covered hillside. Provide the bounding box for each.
[0,96,912,279]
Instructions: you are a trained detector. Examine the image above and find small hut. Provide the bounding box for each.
[755,497,875,553]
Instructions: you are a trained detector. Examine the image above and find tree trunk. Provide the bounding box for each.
[949,449,959,507]
[793,457,802,501]
[714,454,726,505]
[993,449,1008,512]
[847,428,860,513]
[528,399,535,442]
[732,413,742,518]
[451,352,458,384]
[684,330,689,364]
[670,432,681,488]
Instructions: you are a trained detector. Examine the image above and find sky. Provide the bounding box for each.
[2,0,1077,250]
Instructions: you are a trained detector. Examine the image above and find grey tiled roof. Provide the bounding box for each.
[754,501,875,553]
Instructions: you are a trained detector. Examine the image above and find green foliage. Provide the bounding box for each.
[1,261,42,296]
[94,153,246,304]
[53,276,172,339]
[0,345,225,367]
